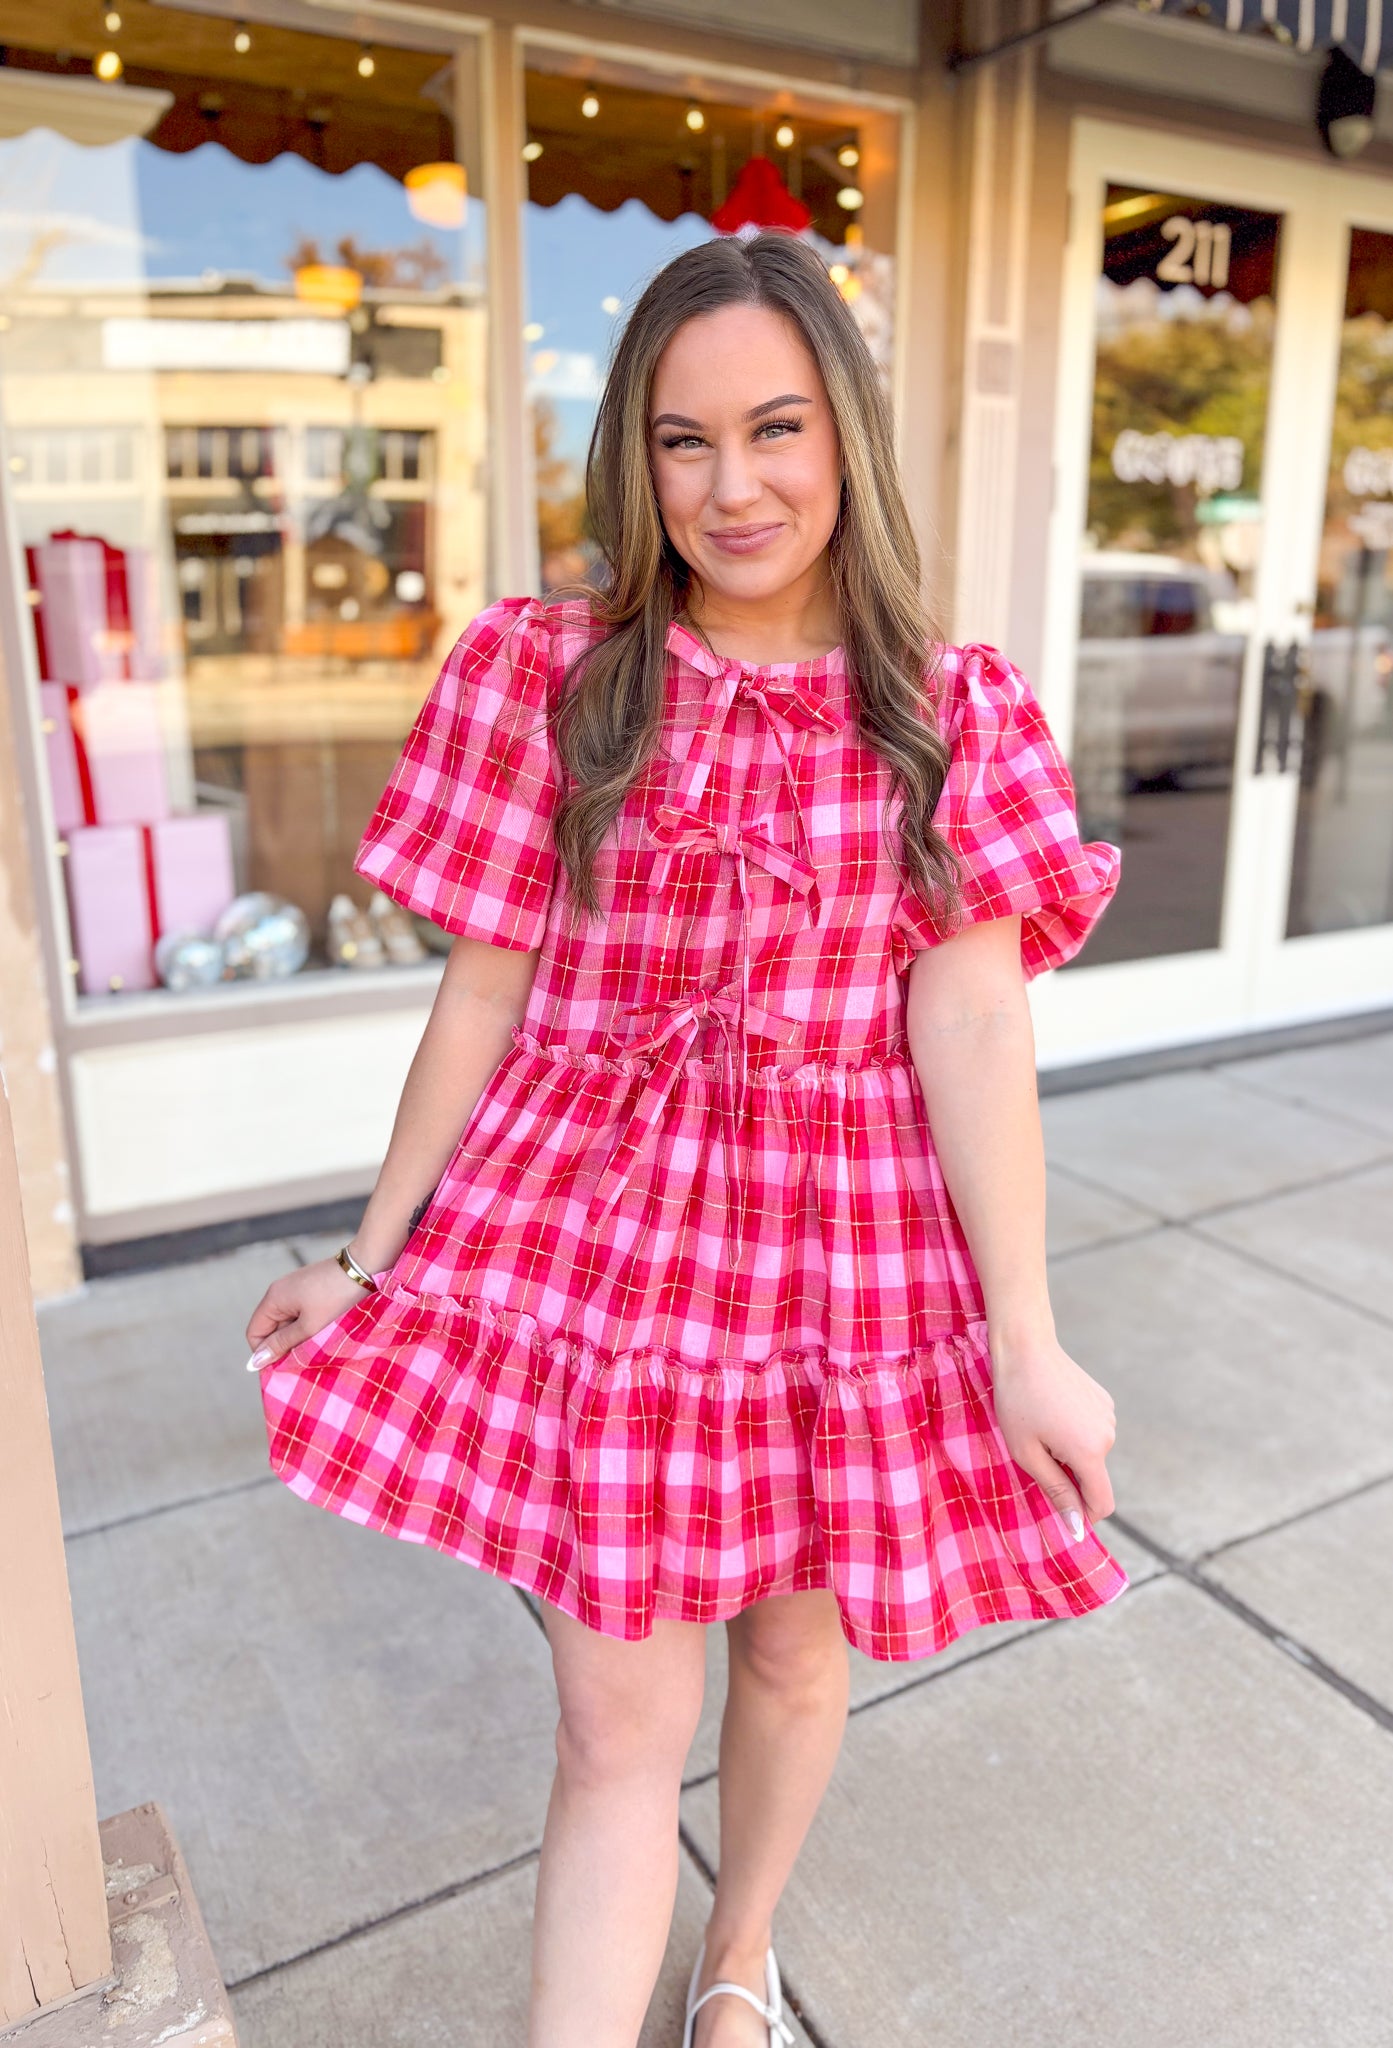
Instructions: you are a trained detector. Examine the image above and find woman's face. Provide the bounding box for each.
[647,302,842,613]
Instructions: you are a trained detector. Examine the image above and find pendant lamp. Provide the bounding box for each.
[711,155,810,235]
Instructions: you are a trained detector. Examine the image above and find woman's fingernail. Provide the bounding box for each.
[246,1346,276,1373]
[1067,1510,1085,1541]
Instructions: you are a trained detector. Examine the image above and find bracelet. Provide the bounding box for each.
[336,1242,379,1293]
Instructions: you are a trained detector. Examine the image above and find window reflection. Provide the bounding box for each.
[0,7,487,995]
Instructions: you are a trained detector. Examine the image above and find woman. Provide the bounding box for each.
[246,230,1127,2048]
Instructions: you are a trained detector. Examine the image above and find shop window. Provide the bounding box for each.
[1286,227,1393,941]
[0,2,488,1004]
[521,47,902,591]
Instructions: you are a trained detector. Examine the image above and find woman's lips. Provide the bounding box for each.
[705,523,783,555]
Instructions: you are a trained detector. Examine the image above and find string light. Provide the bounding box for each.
[232,21,251,53]
[581,92,599,118]
[357,44,376,77]
[103,6,122,30]
[837,143,859,168]
[93,47,123,79]
[685,106,705,132]
[836,185,863,211]
[774,122,795,148]
[521,139,543,161]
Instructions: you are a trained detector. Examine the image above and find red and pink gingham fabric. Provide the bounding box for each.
[260,597,1131,1660]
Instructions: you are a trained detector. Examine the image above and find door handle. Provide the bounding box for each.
[1255,640,1306,774]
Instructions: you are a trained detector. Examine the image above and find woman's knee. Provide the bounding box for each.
[727,1589,849,1706]
[546,1611,705,1791]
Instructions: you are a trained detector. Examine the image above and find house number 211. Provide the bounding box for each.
[1156,215,1232,289]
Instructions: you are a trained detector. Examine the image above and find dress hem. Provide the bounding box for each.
[266,1438,1131,1662]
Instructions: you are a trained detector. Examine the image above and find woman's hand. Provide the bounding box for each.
[244,1257,367,1373]
[989,1335,1118,1540]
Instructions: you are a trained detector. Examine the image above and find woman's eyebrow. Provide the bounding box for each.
[745,393,811,420]
[649,394,813,431]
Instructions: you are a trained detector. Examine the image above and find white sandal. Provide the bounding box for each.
[681,1935,796,2046]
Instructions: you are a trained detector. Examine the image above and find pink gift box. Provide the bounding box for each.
[146,813,235,936]
[64,823,156,996]
[79,682,170,826]
[39,682,90,831]
[33,536,123,688]
[123,543,164,680]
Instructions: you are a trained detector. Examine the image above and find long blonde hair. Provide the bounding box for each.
[544,230,961,927]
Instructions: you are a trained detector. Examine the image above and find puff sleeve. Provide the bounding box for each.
[353,596,561,952]
[891,642,1120,981]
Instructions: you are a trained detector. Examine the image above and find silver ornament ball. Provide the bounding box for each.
[154,930,225,992]
[214,891,311,979]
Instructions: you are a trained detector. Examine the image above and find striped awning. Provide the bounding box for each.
[1155,1,1388,74]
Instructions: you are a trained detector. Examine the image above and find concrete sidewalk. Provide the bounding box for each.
[38,1028,1393,2047]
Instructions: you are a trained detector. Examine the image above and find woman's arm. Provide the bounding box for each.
[244,934,540,1367]
[904,915,1117,1539]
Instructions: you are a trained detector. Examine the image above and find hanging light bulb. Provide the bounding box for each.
[232,20,251,53]
[103,6,122,30]
[404,160,466,229]
[93,47,123,79]
[774,122,795,149]
[581,92,600,118]
[836,184,863,211]
[685,106,705,132]
[837,143,859,169]
[521,138,543,161]
[357,44,376,78]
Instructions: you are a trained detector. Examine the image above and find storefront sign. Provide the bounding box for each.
[101,318,351,375]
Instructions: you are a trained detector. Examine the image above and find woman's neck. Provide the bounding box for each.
[682,580,842,665]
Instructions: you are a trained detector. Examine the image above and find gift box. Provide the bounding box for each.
[64,823,156,995]
[77,681,171,827]
[122,543,164,679]
[39,681,92,832]
[146,812,235,937]
[32,536,122,688]
[64,812,238,997]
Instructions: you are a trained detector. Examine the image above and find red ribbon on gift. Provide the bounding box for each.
[63,684,98,826]
[137,822,162,962]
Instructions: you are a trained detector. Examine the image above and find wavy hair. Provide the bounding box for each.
[543,229,961,929]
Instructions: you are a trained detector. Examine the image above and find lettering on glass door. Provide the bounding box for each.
[1156,215,1232,289]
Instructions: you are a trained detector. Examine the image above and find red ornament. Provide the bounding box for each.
[711,155,811,235]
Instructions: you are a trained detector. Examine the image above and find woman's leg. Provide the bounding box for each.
[692,1588,851,2047]
[527,1600,707,2048]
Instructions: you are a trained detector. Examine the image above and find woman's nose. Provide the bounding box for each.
[709,447,762,510]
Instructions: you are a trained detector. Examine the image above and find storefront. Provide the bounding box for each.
[0,0,931,1282]
[4,0,1392,1284]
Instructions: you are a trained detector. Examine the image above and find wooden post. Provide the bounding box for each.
[0,1061,111,2022]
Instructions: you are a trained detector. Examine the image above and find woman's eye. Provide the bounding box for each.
[659,434,704,450]
[757,417,803,439]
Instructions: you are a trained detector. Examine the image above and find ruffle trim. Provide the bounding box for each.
[260,1282,1132,1661]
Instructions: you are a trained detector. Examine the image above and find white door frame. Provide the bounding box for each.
[1031,115,1393,1068]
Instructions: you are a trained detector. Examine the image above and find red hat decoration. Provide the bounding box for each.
[711,155,811,235]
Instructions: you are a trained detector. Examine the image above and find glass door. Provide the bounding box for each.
[1260,223,1393,1014]
[1035,121,1393,1065]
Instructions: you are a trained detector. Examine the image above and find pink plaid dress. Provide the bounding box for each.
[260,596,1131,1660]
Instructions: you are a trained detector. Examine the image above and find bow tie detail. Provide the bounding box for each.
[647,805,818,901]
[728,669,846,736]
